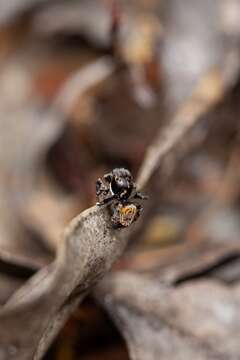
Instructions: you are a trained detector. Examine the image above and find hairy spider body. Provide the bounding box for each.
[96,168,147,228]
[111,202,142,228]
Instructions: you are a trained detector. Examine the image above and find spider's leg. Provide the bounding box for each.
[133,204,143,222]
[96,178,106,195]
[110,202,123,229]
[96,178,113,205]
[133,191,148,200]
[96,194,117,206]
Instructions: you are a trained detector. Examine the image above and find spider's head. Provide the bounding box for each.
[110,168,133,199]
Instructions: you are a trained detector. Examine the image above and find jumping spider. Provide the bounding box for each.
[96,168,147,228]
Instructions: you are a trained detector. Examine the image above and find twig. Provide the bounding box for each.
[0,206,128,360]
[53,56,115,116]
[137,51,240,189]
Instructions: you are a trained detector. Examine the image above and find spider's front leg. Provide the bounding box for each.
[133,204,143,223]
[133,191,148,200]
[96,178,109,202]
[131,184,148,201]
[96,178,106,196]
[96,178,117,206]
[96,194,116,206]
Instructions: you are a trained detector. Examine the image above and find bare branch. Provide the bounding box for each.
[137,51,240,189]
[0,206,128,360]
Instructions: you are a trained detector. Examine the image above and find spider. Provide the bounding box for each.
[96,168,147,228]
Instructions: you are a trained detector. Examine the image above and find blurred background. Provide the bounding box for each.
[1,0,240,359]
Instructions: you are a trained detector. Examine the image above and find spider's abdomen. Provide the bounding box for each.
[111,203,137,228]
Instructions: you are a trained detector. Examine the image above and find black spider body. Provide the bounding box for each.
[96,168,147,228]
[108,168,133,200]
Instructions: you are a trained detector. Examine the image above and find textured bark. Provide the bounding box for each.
[0,206,128,360]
